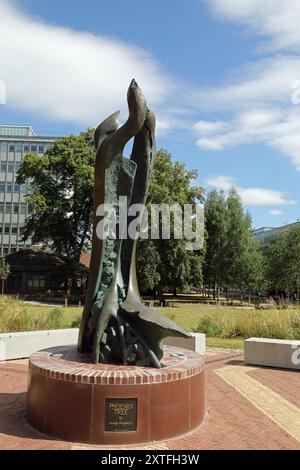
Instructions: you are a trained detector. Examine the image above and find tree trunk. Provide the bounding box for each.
[156,284,166,306]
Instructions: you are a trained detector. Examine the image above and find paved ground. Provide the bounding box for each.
[0,351,299,450]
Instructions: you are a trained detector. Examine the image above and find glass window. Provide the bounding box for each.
[27,276,46,289]
[5,203,11,214]
[6,183,12,192]
[0,162,7,171]
[0,182,5,192]
[15,162,21,172]
[12,226,18,234]
[28,204,33,214]
[16,143,23,153]
[21,184,27,193]
[8,144,15,153]
[38,145,44,153]
[8,162,14,172]
[30,144,37,152]
[0,227,2,233]
[14,203,19,214]
[4,226,10,234]
[23,144,30,153]
[0,202,4,212]
[11,247,17,253]
[3,247,9,255]
[20,203,26,214]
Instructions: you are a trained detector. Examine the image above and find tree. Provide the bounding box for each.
[16,130,95,288]
[137,150,205,301]
[203,190,227,299]
[0,258,10,295]
[204,188,265,296]
[18,139,204,299]
[266,225,300,298]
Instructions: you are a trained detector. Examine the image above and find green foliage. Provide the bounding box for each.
[137,150,205,295]
[47,308,64,329]
[0,297,67,332]
[0,258,10,294]
[204,188,265,296]
[193,309,300,340]
[70,315,82,328]
[265,225,300,296]
[16,130,95,263]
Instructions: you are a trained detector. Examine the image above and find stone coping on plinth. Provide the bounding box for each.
[29,345,204,385]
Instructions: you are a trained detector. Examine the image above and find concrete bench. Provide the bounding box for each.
[244,337,300,370]
[0,329,205,361]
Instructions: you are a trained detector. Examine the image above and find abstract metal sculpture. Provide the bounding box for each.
[78,80,190,367]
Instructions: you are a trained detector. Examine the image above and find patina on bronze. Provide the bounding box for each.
[105,398,137,432]
[78,80,190,367]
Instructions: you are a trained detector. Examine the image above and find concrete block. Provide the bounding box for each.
[244,337,300,370]
[163,333,205,355]
[0,328,79,360]
[0,329,205,361]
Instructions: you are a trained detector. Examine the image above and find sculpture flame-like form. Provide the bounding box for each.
[78,80,190,367]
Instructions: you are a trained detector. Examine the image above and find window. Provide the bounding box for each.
[27,276,46,289]
[15,162,21,172]
[30,144,37,152]
[8,144,15,153]
[5,203,11,214]
[21,184,27,193]
[6,183,12,193]
[16,143,23,153]
[20,203,26,214]
[3,247,9,255]
[10,248,17,253]
[0,162,7,171]
[23,144,30,153]
[8,162,14,172]
[0,203,4,212]
[28,204,33,214]
[12,226,18,234]
[14,203,19,214]
[38,145,44,153]
[14,183,20,193]
[0,183,5,192]
[4,226,10,234]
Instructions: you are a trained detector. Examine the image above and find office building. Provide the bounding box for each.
[0,125,60,255]
[254,221,300,248]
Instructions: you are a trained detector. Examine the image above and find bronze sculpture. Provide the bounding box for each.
[78,80,190,368]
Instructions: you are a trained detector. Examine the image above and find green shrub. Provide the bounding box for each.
[193,309,300,340]
[70,315,81,328]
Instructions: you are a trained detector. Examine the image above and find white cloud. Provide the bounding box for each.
[195,107,300,170]
[193,120,226,133]
[0,0,171,126]
[206,175,296,206]
[194,3,300,172]
[269,210,284,216]
[206,0,300,51]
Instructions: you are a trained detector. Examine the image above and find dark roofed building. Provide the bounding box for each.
[5,245,65,295]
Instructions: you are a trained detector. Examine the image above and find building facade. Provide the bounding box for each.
[254,221,300,248]
[0,125,59,255]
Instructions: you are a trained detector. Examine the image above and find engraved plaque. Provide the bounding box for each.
[105,398,137,432]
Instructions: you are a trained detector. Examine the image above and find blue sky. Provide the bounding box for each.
[1,0,300,229]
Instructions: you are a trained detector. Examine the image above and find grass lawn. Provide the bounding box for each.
[205,337,244,349]
[1,299,299,347]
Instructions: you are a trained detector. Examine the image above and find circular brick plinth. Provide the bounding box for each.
[27,345,205,445]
